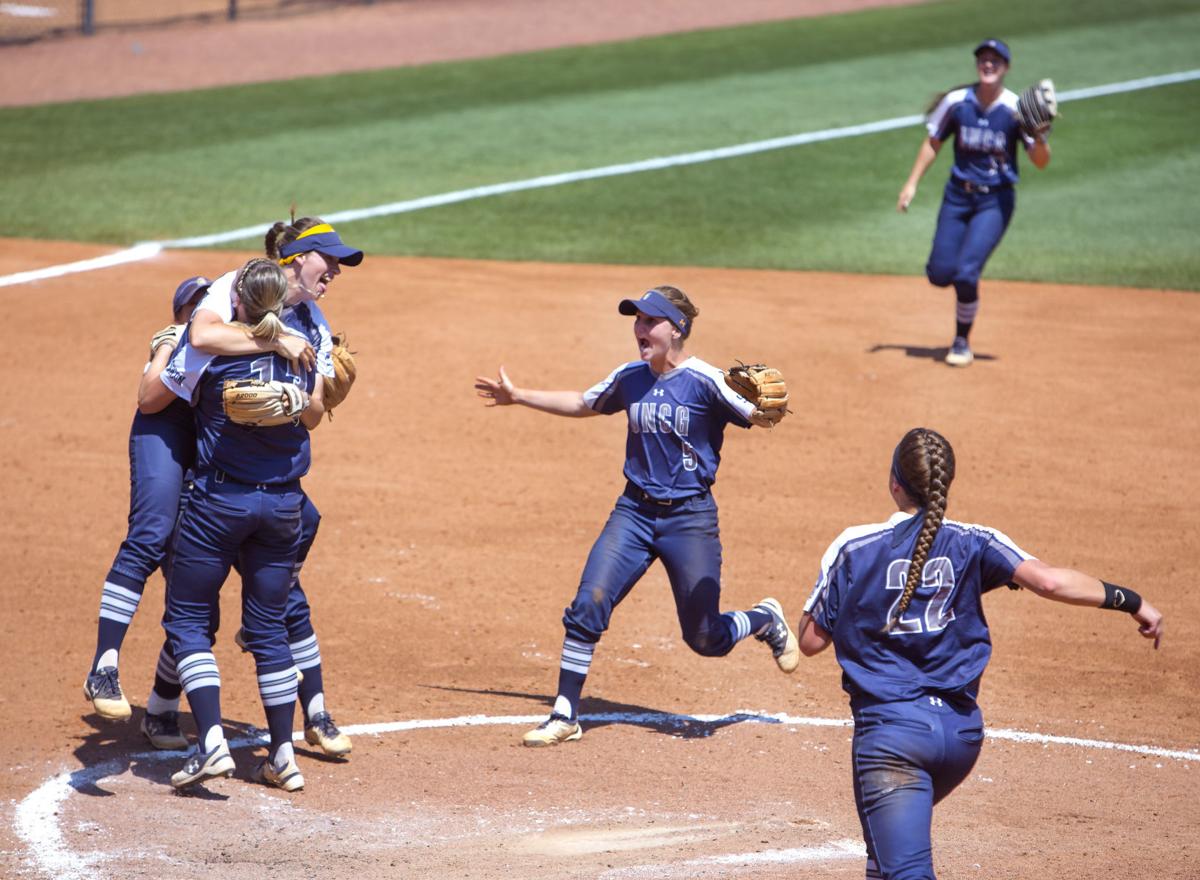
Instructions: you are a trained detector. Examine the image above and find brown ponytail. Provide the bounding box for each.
[885,428,956,631]
[264,215,327,261]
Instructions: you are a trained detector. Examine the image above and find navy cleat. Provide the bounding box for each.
[141,711,189,750]
[170,741,235,790]
[753,597,800,673]
[84,667,131,720]
[945,336,974,367]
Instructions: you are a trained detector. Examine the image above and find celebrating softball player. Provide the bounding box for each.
[897,39,1053,367]
[141,258,324,790]
[141,216,361,759]
[476,285,799,747]
[82,277,214,732]
[793,427,1163,879]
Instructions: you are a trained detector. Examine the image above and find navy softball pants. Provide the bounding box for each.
[925,180,1015,294]
[163,470,303,674]
[851,696,985,880]
[562,490,735,657]
[106,401,195,590]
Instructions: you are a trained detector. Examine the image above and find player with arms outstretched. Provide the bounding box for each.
[897,39,1052,367]
[476,285,799,747]
[794,427,1163,879]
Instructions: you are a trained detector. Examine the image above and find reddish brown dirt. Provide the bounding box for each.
[2,3,1199,878]
[1,239,1198,879]
[1,0,928,106]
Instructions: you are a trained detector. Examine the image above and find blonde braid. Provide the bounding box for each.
[886,429,956,631]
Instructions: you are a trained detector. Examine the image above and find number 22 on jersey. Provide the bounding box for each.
[883,557,957,635]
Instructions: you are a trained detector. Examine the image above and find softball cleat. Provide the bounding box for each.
[170,740,235,790]
[754,597,800,673]
[254,755,305,792]
[83,667,132,721]
[304,711,352,757]
[945,336,974,367]
[522,715,583,747]
[141,710,189,750]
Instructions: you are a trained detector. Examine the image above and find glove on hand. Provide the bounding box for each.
[221,379,309,427]
[725,362,789,428]
[149,324,185,359]
[1016,78,1057,138]
[321,332,357,411]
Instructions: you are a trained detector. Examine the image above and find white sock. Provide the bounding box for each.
[272,742,295,768]
[306,693,325,719]
[202,725,224,753]
[553,695,574,719]
[96,649,118,671]
[145,690,180,716]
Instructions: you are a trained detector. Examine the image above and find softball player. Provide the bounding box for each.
[143,217,361,758]
[897,39,1051,367]
[142,258,325,790]
[795,427,1163,879]
[83,277,211,740]
[475,285,799,747]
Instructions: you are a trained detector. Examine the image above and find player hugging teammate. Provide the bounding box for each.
[85,217,363,791]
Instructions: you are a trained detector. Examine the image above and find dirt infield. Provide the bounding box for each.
[3,1,1199,876]
[1,239,1197,879]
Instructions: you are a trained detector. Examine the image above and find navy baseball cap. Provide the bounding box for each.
[278,223,364,267]
[171,275,210,318]
[974,38,1011,64]
[618,289,691,337]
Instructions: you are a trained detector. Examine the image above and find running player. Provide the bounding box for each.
[142,258,324,791]
[475,285,799,747]
[143,217,360,758]
[794,427,1163,879]
[83,276,310,738]
[897,39,1051,367]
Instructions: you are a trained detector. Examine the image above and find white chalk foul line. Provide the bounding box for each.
[1,69,1197,290]
[14,709,1199,880]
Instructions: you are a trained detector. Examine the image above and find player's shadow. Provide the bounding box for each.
[867,342,996,364]
[75,708,270,799]
[422,684,779,740]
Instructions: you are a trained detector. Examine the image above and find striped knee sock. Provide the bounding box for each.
[148,644,182,710]
[290,634,325,720]
[177,652,221,739]
[553,637,595,720]
[92,578,145,669]
[258,666,300,753]
[722,608,772,645]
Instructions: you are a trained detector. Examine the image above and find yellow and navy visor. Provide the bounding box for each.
[278,224,364,267]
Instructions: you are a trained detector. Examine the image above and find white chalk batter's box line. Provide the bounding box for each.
[1,69,1198,289]
[14,710,1198,880]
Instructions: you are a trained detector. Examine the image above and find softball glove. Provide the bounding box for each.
[321,332,357,412]
[149,323,185,359]
[222,378,309,427]
[1016,78,1057,138]
[725,362,789,428]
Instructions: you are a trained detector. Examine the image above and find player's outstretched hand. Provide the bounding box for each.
[897,183,917,213]
[475,366,517,406]
[1133,600,1164,650]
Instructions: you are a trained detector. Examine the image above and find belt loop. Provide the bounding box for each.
[215,469,225,484]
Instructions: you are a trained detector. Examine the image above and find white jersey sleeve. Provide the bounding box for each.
[285,300,335,379]
[685,357,756,424]
[925,87,969,140]
[583,361,640,413]
[194,271,237,322]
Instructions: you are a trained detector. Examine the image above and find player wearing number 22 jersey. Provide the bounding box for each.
[476,285,800,747]
[795,427,1163,880]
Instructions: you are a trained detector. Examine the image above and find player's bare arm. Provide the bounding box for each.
[897,137,942,212]
[474,366,596,417]
[191,307,316,371]
[1012,559,1163,647]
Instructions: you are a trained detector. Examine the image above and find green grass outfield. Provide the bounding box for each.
[3,0,1198,289]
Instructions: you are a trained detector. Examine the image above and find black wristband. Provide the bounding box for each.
[1101,581,1142,615]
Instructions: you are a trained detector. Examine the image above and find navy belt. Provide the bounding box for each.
[199,467,299,493]
[952,177,1009,195]
[623,481,706,508]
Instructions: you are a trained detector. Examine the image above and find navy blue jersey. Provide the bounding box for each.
[927,86,1035,187]
[192,349,316,485]
[806,511,1031,705]
[584,357,755,500]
